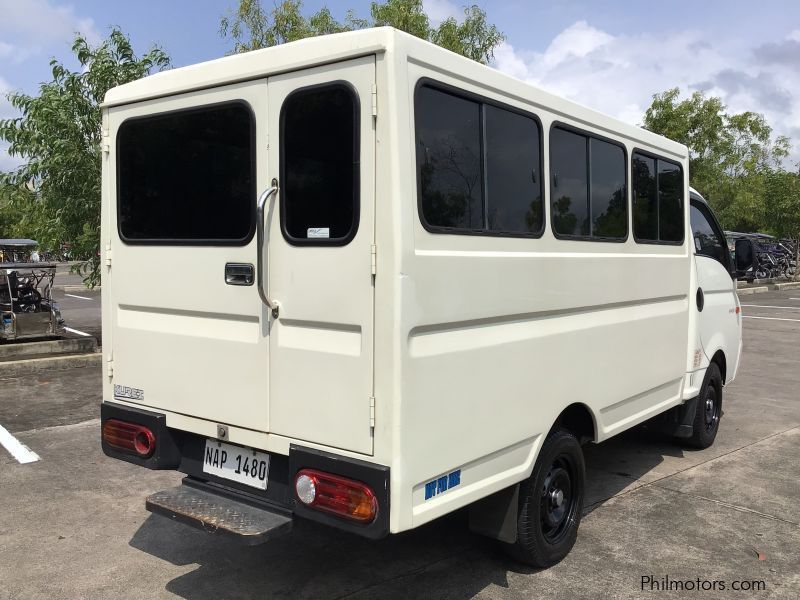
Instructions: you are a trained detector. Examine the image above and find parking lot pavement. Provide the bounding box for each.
[0,292,798,599]
[0,367,102,434]
[52,282,101,342]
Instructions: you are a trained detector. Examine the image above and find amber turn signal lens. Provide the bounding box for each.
[294,469,377,524]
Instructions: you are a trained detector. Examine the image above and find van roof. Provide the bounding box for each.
[103,27,686,158]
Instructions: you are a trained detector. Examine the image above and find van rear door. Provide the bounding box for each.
[108,59,376,455]
[266,56,376,455]
[109,81,272,432]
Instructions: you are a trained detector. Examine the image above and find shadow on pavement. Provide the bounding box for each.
[130,510,522,599]
[582,424,686,514]
[128,428,687,599]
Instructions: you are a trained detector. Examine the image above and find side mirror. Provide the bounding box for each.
[734,239,754,277]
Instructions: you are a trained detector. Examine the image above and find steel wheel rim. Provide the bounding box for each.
[704,386,720,432]
[539,456,578,544]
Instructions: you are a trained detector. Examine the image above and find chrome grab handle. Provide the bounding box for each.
[256,180,280,319]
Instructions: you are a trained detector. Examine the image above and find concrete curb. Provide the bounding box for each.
[0,352,101,377]
[737,286,770,295]
[0,337,97,361]
[737,280,800,294]
[53,285,100,293]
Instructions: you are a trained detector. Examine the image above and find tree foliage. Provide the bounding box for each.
[642,88,793,233]
[220,0,504,65]
[0,29,169,285]
[0,183,36,239]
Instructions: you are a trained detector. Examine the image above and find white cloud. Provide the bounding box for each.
[0,76,17,120]
[492,22,800,164]
[0,1,100,171]
[0,0,100,46]
[0,143,23,172]
[0,41,38,66]
[538,20,613,69]
[0,76,23,172]
[424,0,461,25]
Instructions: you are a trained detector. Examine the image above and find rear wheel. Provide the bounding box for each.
[504,428,585,567]
[684,362,723,449]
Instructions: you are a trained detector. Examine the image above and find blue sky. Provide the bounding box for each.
[2,0,800,169]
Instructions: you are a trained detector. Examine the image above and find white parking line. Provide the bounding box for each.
[0,424,40,464]
[65,293,91,300]
[64,326,91,337]
[741,305,800,310]
[743,316,800,322]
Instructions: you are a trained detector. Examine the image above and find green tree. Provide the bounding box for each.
[220,0,504,65]
[0,29,169,286]
[763,168,800,279]
[0,183,35,239]
[642,88,791,232]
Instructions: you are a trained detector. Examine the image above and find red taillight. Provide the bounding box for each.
[294,469,377,524]
[102,419,155,458]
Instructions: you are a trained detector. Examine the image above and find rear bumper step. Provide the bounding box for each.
[146,479,293,545]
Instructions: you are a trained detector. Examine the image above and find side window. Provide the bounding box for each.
[632,154,657,241]
[690,204,727,267]
[415,83,543,236]
[485,105,543,234]
[416,86,483,230]
[658,161,683,242]
[590,139,627,239]
[632,151,684,244]
[550,128,588,237]
[281,84,359,244]
[550,126,627,240]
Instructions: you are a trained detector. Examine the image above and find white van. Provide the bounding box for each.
[100,27,753,566]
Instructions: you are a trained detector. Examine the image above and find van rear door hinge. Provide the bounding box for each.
[102,129,110,154]
[105,245,112,268]
[106,356,114,378]
[371,84,377,118]
[370,244,377,276]
[369,396,375,429]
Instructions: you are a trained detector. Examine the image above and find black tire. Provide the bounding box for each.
[684,362,723,449]
[504,428,585,567]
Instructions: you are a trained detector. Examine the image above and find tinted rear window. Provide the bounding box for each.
[117,103,254,243]
[281,84,359,244]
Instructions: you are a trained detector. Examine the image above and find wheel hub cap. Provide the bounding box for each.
[550,488,564,507]
[704,388,719,430]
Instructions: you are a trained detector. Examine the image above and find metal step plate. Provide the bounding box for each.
[146,483,293,545]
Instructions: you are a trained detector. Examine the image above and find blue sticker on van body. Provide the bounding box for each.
[424,469,461,500]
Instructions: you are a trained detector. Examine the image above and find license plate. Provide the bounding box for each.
[202,439,270,490]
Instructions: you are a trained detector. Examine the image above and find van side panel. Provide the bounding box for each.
[396,61,690,529]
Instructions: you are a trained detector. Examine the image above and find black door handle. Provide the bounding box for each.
[225,263,254,286]
[696,287,704,312]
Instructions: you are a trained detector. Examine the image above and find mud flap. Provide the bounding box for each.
[656,397,698,438]
[468,483,519,543]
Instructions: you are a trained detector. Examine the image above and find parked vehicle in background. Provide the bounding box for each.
[0,239,64,341]
[99,28,754,568]
[726,231,796,280]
